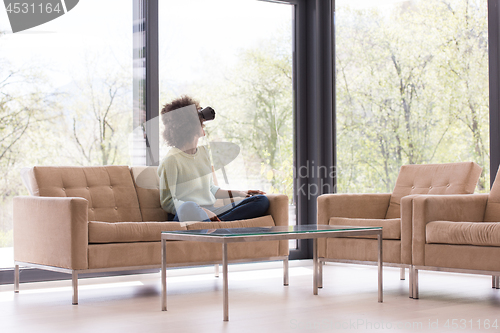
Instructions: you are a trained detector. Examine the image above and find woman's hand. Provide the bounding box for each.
[220,189,266,198]
[246,190,266,196]
[230,190,266,197]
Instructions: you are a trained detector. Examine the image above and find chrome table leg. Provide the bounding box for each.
[377,233,383,303]
[161,238,167,311]
[318,258,323,288]
[313,238,318,295]
[283,257,289,286]
[222,243,229,321]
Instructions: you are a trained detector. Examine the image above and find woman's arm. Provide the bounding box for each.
[214,189,265,199]
[159,157,186,214]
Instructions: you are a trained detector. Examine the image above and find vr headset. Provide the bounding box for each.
[198,107,216,122]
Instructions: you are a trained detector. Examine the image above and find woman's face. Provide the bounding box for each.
[196,106,206,139]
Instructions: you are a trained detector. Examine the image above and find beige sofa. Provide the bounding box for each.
[411,167,500,298]
[317,162,482,295]
[13,166,289,304]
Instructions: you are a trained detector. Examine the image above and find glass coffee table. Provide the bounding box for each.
[161,224,383,321]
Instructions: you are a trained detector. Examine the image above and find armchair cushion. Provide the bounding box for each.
[329,217,401,240]
[426,221,500,247]
[386,162,482,219]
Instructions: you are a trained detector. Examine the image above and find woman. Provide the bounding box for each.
[158,95,269,222]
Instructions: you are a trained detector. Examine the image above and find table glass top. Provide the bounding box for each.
[161,224,381,237]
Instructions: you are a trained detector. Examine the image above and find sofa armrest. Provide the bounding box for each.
[412,194,488,266]
[13,196,89,270]
[317,193,391,258]
[265,194,289,227]
[400,194,423,264]
[317,193,392,225]
[265,194,289,257]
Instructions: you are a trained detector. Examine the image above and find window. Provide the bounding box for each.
[159,0,296,243]
[0,0,133,268]
[335,0,489,193]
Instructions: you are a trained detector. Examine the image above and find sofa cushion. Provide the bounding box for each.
[185,215,275,230]
[29,166,143,222]
[88,221,186,243]
[385,162,482,219]
[130,166,170,222]
[329,217,401,240]
[426,221,500,246]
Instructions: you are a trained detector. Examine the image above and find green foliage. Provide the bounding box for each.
[0,229,13,248]
[0,0,492,252]
[0,36,133,248]
[194,31,294,201]
[336,0,489,193]
[67,56,132,166]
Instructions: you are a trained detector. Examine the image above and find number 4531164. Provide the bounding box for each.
[444,319,498,330]
[6,2,62,14]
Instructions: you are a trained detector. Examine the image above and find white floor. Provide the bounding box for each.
[1,260,500,333]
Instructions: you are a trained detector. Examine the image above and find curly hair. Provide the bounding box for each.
[161,95,204,148]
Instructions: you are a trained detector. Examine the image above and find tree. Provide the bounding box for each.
[336,0,489,193]
[0,35,62,246]
[69,56,132,166]
[195,35,294,200]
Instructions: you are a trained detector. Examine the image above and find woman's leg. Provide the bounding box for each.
[216,195,270,221]
[173,201,210,222]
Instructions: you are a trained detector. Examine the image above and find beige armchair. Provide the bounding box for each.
[411,168,500,298]
[317,162,482,294]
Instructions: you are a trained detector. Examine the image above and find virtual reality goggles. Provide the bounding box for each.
[198,106,216,122]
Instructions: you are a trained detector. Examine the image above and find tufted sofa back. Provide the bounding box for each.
[130,166,169,222]
[27,166,143,222]
[385,162,482,219]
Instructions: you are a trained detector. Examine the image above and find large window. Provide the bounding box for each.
[159,0,296,233]
[0,0,133,268]
[335,0,489,193]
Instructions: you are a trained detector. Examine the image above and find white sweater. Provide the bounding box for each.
[158,146,220,214]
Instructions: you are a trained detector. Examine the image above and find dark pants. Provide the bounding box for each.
[173,195,270,222]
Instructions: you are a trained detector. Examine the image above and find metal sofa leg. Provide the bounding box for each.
[400,267,405,280]
[72,271,78,305]
[318,259,323,288]
[496,276,500,289]
[215,264,219,278]
[409,266,413,298]
[492,276,496,289]
[283,257,289,286]
[14,265,19,293]
[412,267,419,299]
